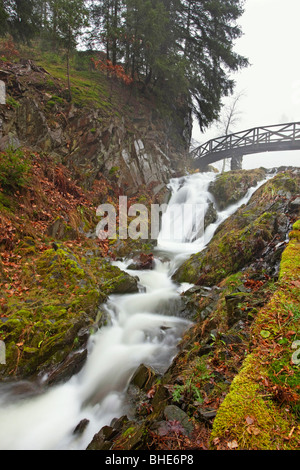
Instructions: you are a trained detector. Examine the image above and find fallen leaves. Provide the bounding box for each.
[227,439,239,449]
[244,278,264,292]
[245,415,255,425]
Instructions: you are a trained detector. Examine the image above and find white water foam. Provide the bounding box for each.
[0,171,270,450]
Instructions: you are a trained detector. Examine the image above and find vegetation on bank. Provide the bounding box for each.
[79,169,299,451]
[210,219,300,450]
[0,31,299,450]
[0,0,249,131]
[0,147,146,381]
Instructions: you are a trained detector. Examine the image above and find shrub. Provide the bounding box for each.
[6,96,20,109]
[0,148,31,192]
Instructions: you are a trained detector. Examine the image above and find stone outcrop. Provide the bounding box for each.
[208,168,266,211]
[0,80,5,105]
[0,60,191,195]
[173,169,300,286]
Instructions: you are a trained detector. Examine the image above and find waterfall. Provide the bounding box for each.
[0,171,268,450]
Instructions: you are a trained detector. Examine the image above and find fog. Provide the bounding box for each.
[192,0,300,170]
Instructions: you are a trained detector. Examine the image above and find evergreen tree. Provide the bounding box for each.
[89,0,124,65]
[177,0,248,129]
[46,0,61,49]
[5,0,41,43]
[0,0,9,36]
[123,0,166,80]
[54,0,89,99]
[1,0,248,134]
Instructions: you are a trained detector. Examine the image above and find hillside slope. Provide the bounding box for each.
[0,53,191,195]
[0,51,192,382]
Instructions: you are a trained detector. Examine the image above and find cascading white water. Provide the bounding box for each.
[0,171,269,450]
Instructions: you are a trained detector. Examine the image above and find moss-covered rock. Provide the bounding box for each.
[208,169,266,210]
[173,171,300,286]
[210,219,300,450]
[0,242,139,381]
[210,355,297,450]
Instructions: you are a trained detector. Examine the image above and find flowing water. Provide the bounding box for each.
[0,171,269,450]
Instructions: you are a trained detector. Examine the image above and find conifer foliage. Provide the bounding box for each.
[0,0,248,129]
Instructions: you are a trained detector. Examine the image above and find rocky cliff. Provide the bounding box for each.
[0,54,192,384]
[0,58,192,196]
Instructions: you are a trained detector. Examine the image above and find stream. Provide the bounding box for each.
[0,171,269,450]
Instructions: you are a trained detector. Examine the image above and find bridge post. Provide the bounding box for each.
[231,155,243,171]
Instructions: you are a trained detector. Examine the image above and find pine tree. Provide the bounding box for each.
[54,0,89,100]
[89,0,124,65]
[177,0,248,130]
[5,0,41,43]
[0,0,8,35]
[1,0,248,135]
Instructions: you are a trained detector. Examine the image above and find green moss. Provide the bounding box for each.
[0,148,31,192]
[109,166,120,176]
[208,169,266,210]
[36,248,85,290]
[292,219,300,231]
[0,237,141,380]
[0,193,14,212]
[279,219,300,280]
[173,173,299,287]
[122,426,136,438]
[6,96,20,109]
[210,355,295,450]
[211,222,300,450]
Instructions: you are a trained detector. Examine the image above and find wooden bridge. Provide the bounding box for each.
[192,121,300,169]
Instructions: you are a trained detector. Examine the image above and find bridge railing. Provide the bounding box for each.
[193,121,300,159]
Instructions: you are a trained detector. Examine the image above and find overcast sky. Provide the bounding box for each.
[193,0,300,169]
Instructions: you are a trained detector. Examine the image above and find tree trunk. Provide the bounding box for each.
[112,0,119,66]
[67,48,72,101]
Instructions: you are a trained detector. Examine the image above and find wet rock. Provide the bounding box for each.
[97,262,140,295]
[113,421,148,450]
[197,408,217,425]
[76,326,91,345]
[289,196,300,215]
[108,271,139,294]
[44,349,88,386]
[179,285,220,321]
[129,363,157,391]
[225,293,247,327]
[86,425,119,450]
[127,253,155,271]
[151,384,170,412]
[204,201,218,229]
[86,415,148,451]
[73,419,90,435]
[124,364,159,419]
[163,405,194,437]
[221,333,243,346]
